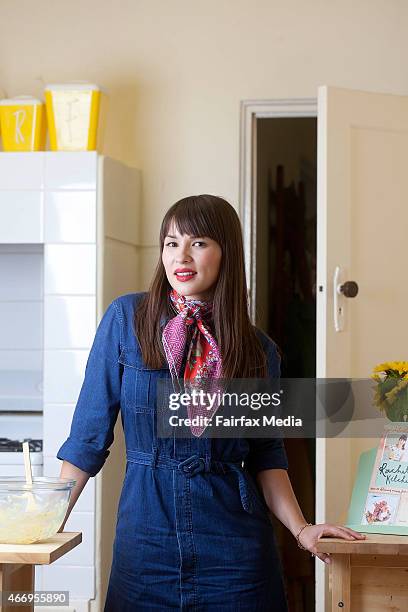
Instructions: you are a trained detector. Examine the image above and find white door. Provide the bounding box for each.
[316,85,408,606]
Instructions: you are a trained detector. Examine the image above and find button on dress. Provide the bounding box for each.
[57,292,289,611]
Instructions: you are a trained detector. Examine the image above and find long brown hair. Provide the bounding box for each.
[135,194,268,378]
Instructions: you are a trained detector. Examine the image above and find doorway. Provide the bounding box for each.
[240,101,318,611]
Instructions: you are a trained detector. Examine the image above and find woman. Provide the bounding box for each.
[57,195,365,611]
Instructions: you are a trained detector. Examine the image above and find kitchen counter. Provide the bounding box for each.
[0,532,81,612]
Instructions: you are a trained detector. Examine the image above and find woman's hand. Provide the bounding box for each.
[297,523,366,564]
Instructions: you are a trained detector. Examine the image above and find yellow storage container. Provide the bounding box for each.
[0,97,46,152]
[45,83,107,151]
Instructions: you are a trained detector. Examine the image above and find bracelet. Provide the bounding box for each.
[295,523,313,550]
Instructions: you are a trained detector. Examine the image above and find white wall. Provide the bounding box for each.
[0,0,407,282]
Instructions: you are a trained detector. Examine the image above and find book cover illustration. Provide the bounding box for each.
[362,423,408,527]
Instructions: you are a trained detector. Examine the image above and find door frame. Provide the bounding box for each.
[239,97,327,610]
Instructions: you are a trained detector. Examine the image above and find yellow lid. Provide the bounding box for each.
[0,96,43,106]
[45,82,104,92]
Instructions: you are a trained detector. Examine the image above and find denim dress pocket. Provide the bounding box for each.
[118,347,169,413]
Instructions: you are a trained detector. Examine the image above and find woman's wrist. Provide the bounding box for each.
[295,522,313,550]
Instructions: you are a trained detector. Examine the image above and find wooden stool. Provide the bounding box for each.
[316,533,408,611]
[0,532,81,612]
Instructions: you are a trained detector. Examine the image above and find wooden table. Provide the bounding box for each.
[0,532,81,612]
[316,533,408,611]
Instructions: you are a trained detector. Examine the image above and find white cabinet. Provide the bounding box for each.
[0,152,141,611]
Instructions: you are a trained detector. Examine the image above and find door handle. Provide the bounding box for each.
[334,267,358,332]
[338,281,359,298]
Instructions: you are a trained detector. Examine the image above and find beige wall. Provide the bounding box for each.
[1,0,407,286]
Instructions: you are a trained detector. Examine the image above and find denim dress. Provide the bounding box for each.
[57,292,289,611]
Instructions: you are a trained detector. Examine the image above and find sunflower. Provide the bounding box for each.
[372,361,408,421]
[372,361,408,378]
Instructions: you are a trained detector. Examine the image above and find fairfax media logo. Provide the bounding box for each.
[168,414,303,428]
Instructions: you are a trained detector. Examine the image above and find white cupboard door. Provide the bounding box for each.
[316,85,408,607]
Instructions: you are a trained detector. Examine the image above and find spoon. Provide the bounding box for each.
[22,441,37,512]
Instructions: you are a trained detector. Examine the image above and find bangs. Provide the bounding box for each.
[160,195,222,245]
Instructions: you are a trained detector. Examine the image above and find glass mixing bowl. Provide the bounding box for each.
[0,477,76,544]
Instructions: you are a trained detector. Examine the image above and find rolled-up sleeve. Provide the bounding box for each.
[56,300,123,477]
[244,334,289,476]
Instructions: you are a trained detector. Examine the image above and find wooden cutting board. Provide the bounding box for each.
[0,532,82,564]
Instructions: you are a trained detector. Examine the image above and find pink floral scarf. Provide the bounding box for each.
[162,289,222,436]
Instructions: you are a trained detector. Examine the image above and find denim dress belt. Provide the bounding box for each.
[126,449,255,514]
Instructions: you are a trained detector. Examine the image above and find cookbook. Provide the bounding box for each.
[347,423,408,534]
[362,423,408,527]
